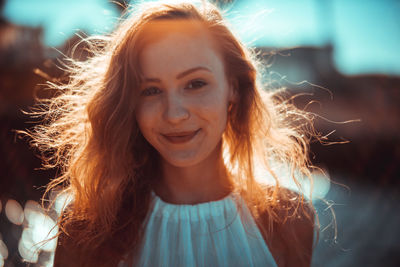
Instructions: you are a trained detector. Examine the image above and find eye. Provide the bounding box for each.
[186,80,207,90]
[140,86,162,96]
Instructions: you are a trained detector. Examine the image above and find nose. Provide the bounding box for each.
[163,93,190,124]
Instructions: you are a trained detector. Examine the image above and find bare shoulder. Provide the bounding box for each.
[54,230,81,267]
[255,186,315,267]
[54,219,124,267]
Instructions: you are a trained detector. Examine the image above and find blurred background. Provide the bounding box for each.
[0,0,399,266]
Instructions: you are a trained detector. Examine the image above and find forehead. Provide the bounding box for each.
[139,19,209,44]
[137,19,225,78]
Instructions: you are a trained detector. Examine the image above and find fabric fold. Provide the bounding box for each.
[132,192,277,267]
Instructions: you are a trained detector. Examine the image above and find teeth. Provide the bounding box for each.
[168,133,193,137]
[162,129,199,144]
[164,130,198,137]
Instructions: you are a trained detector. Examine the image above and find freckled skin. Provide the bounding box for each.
[135,20,234,168]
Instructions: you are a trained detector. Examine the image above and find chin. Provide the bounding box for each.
[160,151,205,168]
[162,157,202,168]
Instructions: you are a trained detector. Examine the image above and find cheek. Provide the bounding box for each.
[135,103,158,137]
[198,93,230,129]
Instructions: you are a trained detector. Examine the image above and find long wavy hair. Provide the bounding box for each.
[27,0,318,265]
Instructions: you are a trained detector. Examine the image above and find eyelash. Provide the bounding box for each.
[185,79,208,90]
[140,79,207,96]
[140,86,161,96]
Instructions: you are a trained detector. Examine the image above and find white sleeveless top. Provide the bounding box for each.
[130,191,278,267]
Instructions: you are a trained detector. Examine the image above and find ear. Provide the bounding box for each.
[228,78,239,103]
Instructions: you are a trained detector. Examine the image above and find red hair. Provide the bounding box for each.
[27,1,317,265]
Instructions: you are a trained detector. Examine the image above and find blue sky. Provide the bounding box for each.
[2,0,400,76]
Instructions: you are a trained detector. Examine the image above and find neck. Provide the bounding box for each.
[154,143,232,204]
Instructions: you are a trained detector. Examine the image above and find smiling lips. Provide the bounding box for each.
[162,129,200,144]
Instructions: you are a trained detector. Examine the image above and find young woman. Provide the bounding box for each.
[30,1,317,266]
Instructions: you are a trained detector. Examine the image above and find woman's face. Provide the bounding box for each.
[135,20,234,168]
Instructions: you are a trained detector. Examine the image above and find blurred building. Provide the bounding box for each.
[0,0,399,266]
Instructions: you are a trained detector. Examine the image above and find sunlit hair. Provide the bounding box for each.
[27,0,319,265]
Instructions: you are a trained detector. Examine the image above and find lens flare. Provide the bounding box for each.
[5,199,24,225]
[0,239,8,260]
[18,200,59,263]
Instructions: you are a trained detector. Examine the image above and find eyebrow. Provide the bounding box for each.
[144,66,211,83]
